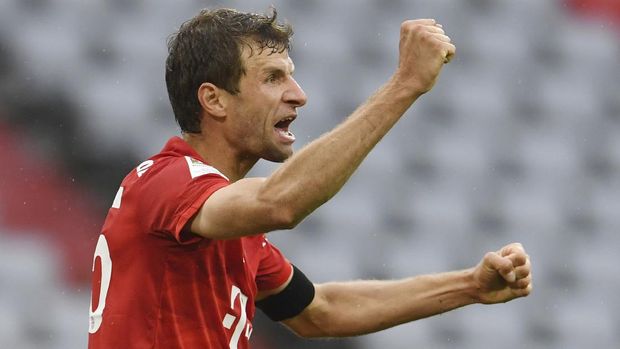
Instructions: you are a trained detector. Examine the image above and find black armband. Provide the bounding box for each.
[256,265,315,322]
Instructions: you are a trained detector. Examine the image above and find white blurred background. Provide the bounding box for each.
[0,0,619,348]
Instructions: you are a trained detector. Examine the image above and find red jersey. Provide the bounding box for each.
[88,137,293,349]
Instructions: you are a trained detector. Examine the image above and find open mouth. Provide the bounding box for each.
[274,115,296,143]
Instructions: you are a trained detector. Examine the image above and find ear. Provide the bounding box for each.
[197,82,227,118]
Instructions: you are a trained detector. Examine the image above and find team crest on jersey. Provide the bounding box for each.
[184,156,229,180]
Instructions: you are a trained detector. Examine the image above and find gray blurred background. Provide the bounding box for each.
[1,0,619,348]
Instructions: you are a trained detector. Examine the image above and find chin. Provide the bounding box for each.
[263,147,293,163]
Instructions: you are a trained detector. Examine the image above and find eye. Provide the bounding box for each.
[264,70,285,84]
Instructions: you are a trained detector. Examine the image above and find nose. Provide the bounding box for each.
[283,77,307,107]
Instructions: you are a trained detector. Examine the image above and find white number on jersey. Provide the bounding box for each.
[88,238,253,344]
[221,285,252,349]
[89,234,112,334]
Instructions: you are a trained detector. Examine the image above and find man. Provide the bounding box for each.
[88,8,532,349]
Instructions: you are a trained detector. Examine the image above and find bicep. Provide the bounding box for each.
[188,177,293,239]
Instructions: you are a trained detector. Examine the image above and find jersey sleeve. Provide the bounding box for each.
[137,156,229,244]
[169,174,229,243]
[255,236,293,291]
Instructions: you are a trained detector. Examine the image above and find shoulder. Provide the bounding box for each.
[128,153,228,189]
[126,136,229,187]
[181,156,229,181]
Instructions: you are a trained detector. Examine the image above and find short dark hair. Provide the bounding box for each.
[165,8,293,133]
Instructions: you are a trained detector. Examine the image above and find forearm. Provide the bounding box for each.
[302,269,479,338]
[260,78,420,224]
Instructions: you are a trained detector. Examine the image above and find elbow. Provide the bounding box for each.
[291,326,325,339]
[268,204,304,230]
[288,318,333,339]
[293,319,343,339]
[255,181,307,230]
[285,293,337,339]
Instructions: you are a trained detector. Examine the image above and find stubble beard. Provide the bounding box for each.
[262,146,292,163]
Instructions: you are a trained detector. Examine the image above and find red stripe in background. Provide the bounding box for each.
[0,121,101,285]
[565,0,620,28]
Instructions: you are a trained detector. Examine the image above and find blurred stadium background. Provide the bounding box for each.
[1,0,619,348]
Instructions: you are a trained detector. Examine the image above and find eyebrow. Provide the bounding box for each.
[260,62,295,75]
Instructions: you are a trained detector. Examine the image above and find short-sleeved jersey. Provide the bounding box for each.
[88,137,293,349]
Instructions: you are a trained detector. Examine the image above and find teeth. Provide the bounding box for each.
[275,116,295,127]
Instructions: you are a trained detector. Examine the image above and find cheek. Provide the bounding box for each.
[230,103,257,133]
[233,111,266,146]
[235,119,255,140]
[231,92,279,141]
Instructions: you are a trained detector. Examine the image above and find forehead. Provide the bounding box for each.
[241,44,294,73]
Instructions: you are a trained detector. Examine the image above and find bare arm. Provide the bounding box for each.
[282,243,532,338]
[191,19,456,239]
[285,271,479,338]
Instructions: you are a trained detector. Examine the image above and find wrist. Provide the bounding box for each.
[390,72,430,100]
[461,267,482,304]
[386,74,426,102]
[421,268,481,311]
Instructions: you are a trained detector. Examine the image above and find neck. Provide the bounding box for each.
[182,132,258,182]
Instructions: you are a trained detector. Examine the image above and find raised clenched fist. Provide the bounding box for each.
[394,19,456,95]
[473,242,533,304]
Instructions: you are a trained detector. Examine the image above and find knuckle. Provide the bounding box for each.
[412,25,426,35]
[515,266,529,278]
[421,33,433,43]
[517,278,530,288]
[401,21,421,32]
[502,259,515,271]
[515,253,527,265]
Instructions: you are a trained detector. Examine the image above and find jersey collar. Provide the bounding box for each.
[161,136,207,163]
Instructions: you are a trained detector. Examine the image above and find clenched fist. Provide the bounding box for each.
[394,19,456,95]
[473,243,533,304]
